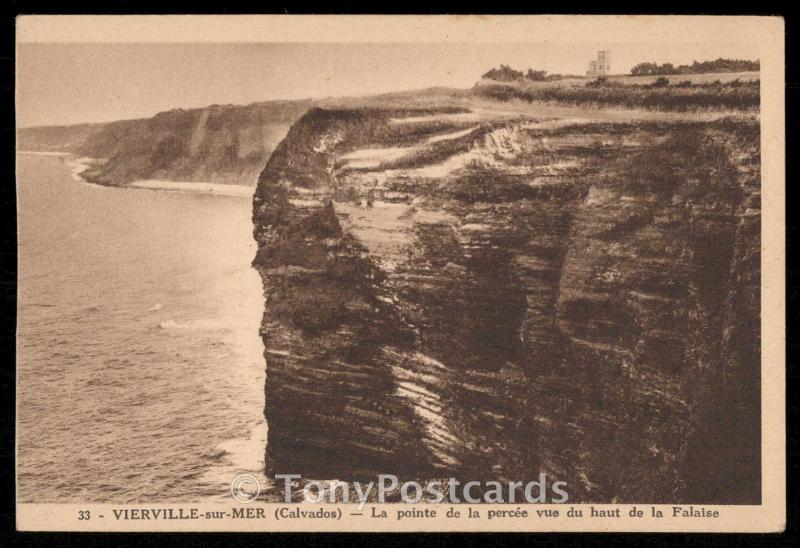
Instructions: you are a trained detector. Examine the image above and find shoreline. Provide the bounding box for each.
[19,151,255,198]
[17,150,72,156]
[129,179,254,198]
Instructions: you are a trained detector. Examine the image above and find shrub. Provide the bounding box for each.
[483,65,549,82]
[630,58,759,76]
[651,77,670,88]
[474,80,759,111]
[482,64,525,82]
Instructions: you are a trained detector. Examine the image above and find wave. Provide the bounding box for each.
[199,420,268,499]
[158,319,182,329]
[157,318,232,331]
[129,179,254,198]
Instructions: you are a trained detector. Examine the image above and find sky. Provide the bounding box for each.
[16,16,767,127]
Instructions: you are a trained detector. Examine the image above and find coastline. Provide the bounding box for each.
[17,150,71,156]
[63,156,96,181]
[17,151,255,198]
[129,179,254,198]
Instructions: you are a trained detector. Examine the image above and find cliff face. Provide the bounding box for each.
[17,122,107,153]
[252,107,760,503]
[18,100,312,186]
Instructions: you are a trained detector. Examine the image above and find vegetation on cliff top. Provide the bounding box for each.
[630,58,759,76]
[474,78,759,112]
[481,64,565,82]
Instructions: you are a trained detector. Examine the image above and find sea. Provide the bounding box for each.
[16,153,268,502]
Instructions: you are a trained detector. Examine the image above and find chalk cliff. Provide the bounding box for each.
[18,100,312,186]
[252,107,760,503]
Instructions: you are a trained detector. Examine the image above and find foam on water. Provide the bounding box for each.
[17,154,266,502]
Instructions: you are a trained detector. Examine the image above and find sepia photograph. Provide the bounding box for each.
[13,14,785,532]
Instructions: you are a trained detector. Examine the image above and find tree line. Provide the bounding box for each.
[481,64,553,82]
[630,58,759,76]
[482,58,759,82]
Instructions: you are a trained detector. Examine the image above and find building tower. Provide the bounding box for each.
[586,50,611,77]
[597,50,610,75]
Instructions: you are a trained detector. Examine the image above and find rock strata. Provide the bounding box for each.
[252,107,760,503]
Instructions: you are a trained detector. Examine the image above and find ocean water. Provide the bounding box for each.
[16,153,267,502]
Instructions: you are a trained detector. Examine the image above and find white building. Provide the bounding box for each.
[586,50,611,77]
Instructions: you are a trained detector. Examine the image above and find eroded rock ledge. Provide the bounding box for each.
[252,107,760,503]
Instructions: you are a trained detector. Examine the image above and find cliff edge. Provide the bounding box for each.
[252,106,760,503]
[18,100,312,186]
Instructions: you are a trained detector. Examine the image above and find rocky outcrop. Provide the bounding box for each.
[252,107,760,503]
